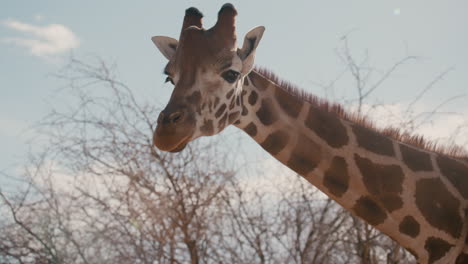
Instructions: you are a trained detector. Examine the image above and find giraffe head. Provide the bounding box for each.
[151,3,264,152]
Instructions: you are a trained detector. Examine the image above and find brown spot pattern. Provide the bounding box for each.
[228,111,240,124]
[456,253,468,264]
[244,77,250,86]
[399,216,420,238]
[248,90,258,106]
[260,130,289,155]
[256,98,278,126]
[437,156,468,199]
[242,105,248,116]
[323,156,349,197]
[250,71,270,91]
[215,104,226,118]
[229,96,236,110]
[353,196,388,226]
[208,101,213,112]
[424,237,453,264]
[226,89,234,99]
[380,195,404,212]
[275,87,303,118]
[400,144,433,172]
[305,107,348,148]
[354,154,404,212]
[187,91,201,105]
[243,122,257,137]
[415,178,462,238]
[218,113,227,130]
[213,97,220,109]
[200,119,213,135]
[240,90,247,102]
[352,125,395,156]
[287,134,321,175]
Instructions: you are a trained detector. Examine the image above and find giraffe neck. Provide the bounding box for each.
[234,69,468,263]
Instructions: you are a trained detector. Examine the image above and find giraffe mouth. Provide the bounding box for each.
[168,139,189,153]
[153,128,192,153]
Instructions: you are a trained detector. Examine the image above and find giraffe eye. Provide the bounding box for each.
[165,76,174,85]
[222,70,240,84]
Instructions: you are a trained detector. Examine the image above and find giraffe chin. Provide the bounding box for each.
[153,120,195,153]
[168,141,188,153]
[153,132,191,153]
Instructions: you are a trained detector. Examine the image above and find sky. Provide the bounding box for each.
[1,0,468,178]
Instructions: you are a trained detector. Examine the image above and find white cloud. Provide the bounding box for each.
[236,152,327,199]
[1,19,79,57]
[355,102,468,149]
[24,159,129,199]
[34,14,44,22]
[415,113,468,147]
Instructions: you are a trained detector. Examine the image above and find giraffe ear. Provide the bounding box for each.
[238,26,265,75]
[151,36,178,60]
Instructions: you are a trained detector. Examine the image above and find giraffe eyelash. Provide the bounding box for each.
[165,76,174,85]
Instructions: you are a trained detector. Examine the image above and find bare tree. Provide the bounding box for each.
[309,34,467,264]
[1,47,465,264]
[0,57,235,264]
[273,176,348,264]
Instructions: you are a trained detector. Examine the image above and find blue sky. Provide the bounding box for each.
[1,1,468,175]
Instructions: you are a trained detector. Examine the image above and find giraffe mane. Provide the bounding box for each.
[254,67,468,161]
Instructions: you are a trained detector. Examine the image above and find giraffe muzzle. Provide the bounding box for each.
[153,108,195,152]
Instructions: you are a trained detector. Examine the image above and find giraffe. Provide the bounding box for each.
[150,4,468,263]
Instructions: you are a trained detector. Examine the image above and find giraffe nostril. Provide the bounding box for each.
[169,112,184,124]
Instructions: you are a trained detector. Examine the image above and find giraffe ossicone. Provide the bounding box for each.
[151,3,468,263]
